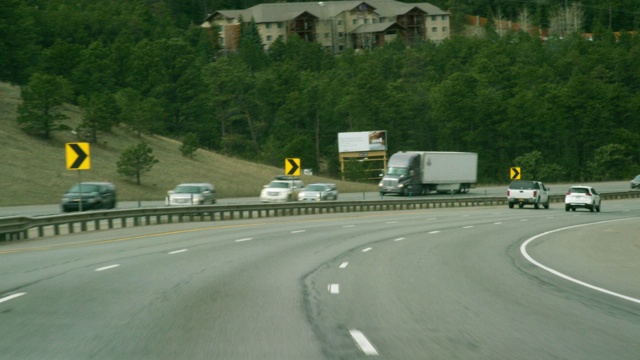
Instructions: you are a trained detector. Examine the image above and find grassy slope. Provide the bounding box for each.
[0,82,376,206]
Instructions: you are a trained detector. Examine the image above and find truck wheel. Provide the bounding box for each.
[565,205,570,212]
[508,202,514,209]
[534,202,540,209]
[543,200,549,209]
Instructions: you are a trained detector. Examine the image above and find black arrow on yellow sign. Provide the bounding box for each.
[285,158,300,176]
[66,142,91,170]
[510,167,521,180]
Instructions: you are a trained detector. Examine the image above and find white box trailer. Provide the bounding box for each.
[379,151,478,196]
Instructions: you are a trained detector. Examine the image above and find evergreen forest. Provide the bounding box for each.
[3,0,640,184]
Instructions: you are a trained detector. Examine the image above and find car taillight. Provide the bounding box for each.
[566,191,571,195]
[507,190,510,196]
[585,191,591,196]
[533,191,537,197]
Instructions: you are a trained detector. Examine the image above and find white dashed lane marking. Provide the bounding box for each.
[339,262,349,269]
[95,264,120,272]
[235,238,252,243]
[361,247,372,253]
[168,249,188,254]
[350,330,379,356]
[291,230,306,234]
[328,284,340,294]
[0,292,26,304]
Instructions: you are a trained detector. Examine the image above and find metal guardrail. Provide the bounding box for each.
[2,192,639,242]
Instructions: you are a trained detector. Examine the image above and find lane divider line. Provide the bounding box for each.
[291,230,306,234]
[168,249,188,254]
[0,292,26,304]
[328,284,340,294]
[362,247,372,253]
[349,329,379,356]
[95,264,120,272]
[520,218,640,305]
[428,230,441,234]
[235,238,252,243]
[339,262,349,269]
[393,237,405,242]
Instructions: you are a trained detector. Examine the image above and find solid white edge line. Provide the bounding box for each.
[0,292,27,304]
[168,249,188,254]
[95,264,120,272]
[520,217,640,305]
[349,329,379,356]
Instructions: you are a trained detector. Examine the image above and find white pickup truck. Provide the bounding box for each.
[507,180,550,209]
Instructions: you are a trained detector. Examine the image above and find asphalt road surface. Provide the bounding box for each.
[1,197,639,359]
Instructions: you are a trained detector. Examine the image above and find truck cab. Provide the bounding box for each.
[379,152,422,196]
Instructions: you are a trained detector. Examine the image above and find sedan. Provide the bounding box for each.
[298,183,338,201]
[564,185,601,212]
[631,174,640,189]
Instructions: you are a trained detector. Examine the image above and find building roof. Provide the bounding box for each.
[203,1,448,24]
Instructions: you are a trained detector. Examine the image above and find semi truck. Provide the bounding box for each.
[378,151,478,196]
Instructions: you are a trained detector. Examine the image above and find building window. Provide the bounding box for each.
[339,32,344,38]
[380,17,385,23]
[431,15,437,21]
[277,22,284,28]
[266,35,272,42]
[442,26,447,33]
[372,18,378,24]
[442,15,446,21]
[432,27,437,32]
[337,19,343,25]
[364,18,369,24]
[324,32,330,38]
[266,23,271,29]
[353,19,357,25]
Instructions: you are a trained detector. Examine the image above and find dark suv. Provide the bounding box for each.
[61,182,117,212]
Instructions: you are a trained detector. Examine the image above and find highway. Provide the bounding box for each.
[0,181,634,218]
[1,195,639,359]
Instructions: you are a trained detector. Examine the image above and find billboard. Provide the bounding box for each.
[338,131,387,153]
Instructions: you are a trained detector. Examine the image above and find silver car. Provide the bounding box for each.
[166,183,216,205]
[298,183,338,201]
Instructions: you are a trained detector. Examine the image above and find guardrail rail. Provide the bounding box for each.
[2,192,639,242]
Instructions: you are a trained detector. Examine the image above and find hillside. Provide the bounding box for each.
[0,82,376,206]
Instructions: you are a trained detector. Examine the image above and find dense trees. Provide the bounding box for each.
[4,0,640,184]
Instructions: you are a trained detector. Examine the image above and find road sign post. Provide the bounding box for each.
[66,142,91,211]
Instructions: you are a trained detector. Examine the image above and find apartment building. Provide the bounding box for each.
[202,0,450,53]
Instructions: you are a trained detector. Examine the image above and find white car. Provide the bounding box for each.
[166,183,216,205]
[260,176,305,203]
[564,185,601,212]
